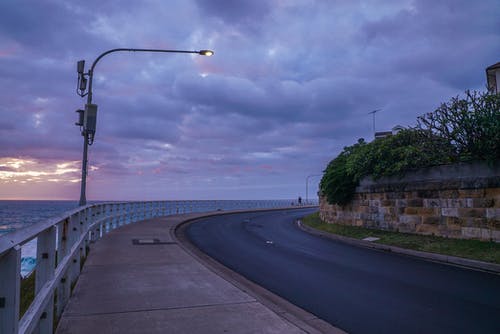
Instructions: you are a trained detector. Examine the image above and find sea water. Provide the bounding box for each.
[0,200,80,276]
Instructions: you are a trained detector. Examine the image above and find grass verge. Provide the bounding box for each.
[20,272,35,318]
[302,212,500,264]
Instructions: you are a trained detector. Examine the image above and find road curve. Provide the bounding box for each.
[185,208,500,334]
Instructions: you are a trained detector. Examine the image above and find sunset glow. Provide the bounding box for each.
[0,158,81,184]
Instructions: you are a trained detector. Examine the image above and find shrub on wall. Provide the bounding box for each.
[320,91,500,206]
[320,130,455,205]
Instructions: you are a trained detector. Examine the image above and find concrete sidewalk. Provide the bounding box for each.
[56,213,337,333]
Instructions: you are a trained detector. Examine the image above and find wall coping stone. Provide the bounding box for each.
[357,161,500,193]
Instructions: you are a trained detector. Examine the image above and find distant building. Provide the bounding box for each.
[391,125,405,135]
[486,62,500,93]
[375,125,405,139]
[374,131,392,139]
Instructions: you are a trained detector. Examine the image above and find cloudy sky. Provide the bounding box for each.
[0,0,499,201]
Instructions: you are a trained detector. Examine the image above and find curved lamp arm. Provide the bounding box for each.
[85,48,214,105]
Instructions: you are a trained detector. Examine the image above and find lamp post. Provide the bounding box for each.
[368,109,381,139]
[75,48,214,206]
[306,174,322,205]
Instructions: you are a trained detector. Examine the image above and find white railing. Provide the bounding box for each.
[0,199,298,334]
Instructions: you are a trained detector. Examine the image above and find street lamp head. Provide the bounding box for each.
[199,50,214,56]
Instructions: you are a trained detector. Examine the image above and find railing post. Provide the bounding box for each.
[118,204,123,225]
[134,202,137,222]
[86,207,93,242]
[69,214,81,289]
[80,210,89,257]
[56,220,70,319]
[111,204,116,228]
[0,245,21,334]
[134,202,139,222]
[36,226,56,334]
[119,204,124,226]
[125,203,130,224]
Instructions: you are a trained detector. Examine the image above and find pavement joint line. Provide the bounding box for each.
[63,300,260,318]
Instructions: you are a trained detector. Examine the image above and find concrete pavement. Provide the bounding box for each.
[56,212,340,334]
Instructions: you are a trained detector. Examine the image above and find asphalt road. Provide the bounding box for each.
[185,208,500,334]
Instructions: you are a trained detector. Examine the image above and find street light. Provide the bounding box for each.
[75,48,214,206]
[368,109,381,139]
[306,174,322,205]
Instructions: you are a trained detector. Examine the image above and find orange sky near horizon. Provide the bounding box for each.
[0,157,84,200]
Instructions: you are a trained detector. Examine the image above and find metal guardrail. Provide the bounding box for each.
[0,200,296,334]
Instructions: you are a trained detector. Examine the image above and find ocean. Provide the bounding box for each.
[0,199,311,276]
[0,200,82,276]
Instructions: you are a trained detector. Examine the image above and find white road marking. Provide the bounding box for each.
[362,237,380,242]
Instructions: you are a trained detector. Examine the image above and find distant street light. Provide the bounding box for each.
[75,48,214,206]
[306,174,322,205]
[368,109,381,139]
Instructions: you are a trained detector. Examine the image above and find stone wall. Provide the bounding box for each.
[319,161,500,241]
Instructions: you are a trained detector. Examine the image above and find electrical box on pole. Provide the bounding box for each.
[75,109,84,127]
[84,104,97,143]
[77,60,85,74]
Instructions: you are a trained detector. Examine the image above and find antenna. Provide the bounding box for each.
[76,60,88,97]
[368,109,381,139]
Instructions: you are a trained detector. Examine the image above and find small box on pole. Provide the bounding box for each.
[84,104,97,134]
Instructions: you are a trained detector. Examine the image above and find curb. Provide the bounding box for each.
[171,207,346,334]
[296,220,500,274]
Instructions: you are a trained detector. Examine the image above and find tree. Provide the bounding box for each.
[417,90,500,162]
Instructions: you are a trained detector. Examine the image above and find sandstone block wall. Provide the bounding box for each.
[319,162,500,241]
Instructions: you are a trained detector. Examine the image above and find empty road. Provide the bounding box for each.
[185,208,500,334]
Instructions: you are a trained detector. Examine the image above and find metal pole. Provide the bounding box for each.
[79,134,89,206]
[368,109,380,139]
[372,112,376,138]
[306,179,309,205]
[306,174,322,204]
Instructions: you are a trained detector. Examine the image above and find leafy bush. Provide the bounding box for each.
[320,142,361,205]
[417,90,500,162]
[320,130,455,205]
[320,91,500,206]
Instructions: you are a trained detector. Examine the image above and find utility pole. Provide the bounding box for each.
[306,174,322,204]
[368,109,381,139]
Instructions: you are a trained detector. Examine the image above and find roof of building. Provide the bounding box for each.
[486,62,500,71]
